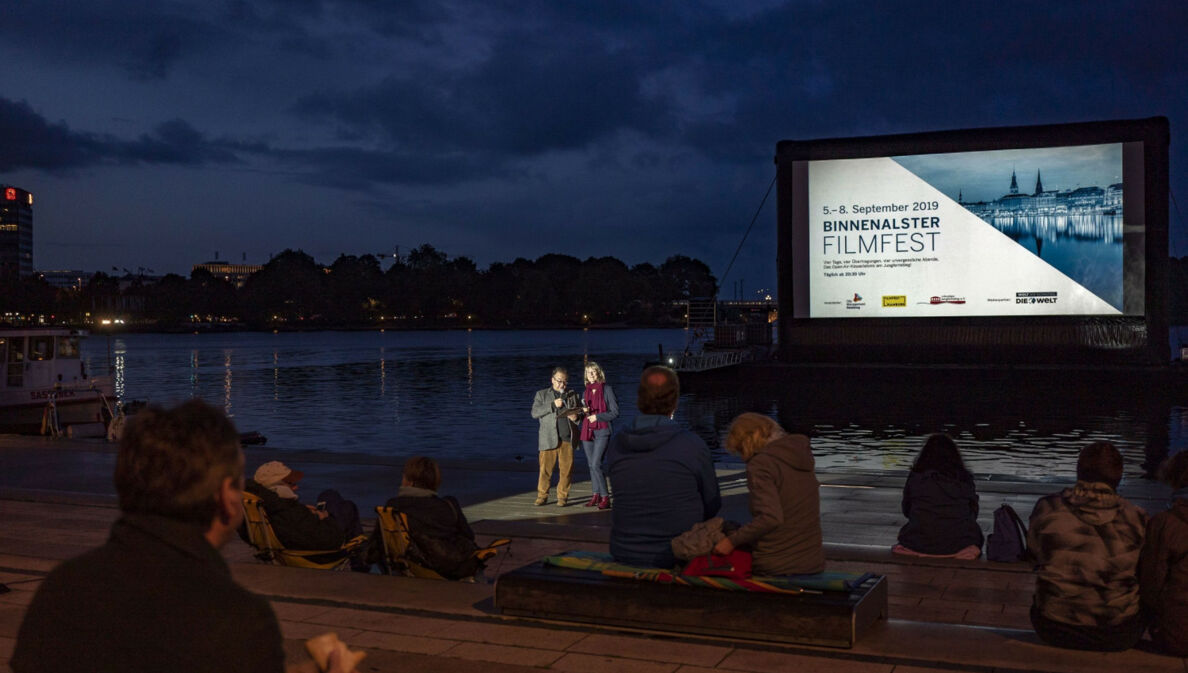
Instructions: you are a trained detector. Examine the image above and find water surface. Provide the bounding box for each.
[82,329,1187,481]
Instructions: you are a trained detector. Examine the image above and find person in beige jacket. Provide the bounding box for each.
[712,412,825,575]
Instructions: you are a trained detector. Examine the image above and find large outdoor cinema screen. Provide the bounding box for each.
[781,119,1167,321]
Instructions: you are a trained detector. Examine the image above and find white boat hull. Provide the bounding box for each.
[0,380,114,434]
[1,329,115,435]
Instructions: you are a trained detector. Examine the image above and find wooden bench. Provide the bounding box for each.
[495,562,888,648]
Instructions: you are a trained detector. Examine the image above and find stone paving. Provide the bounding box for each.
[0,436,1185,672]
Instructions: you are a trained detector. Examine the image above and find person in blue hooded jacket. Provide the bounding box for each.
[606,365,721,568]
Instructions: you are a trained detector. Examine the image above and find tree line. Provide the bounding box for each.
[0,245,720,329]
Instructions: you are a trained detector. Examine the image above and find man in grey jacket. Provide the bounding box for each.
[530,366,578,506]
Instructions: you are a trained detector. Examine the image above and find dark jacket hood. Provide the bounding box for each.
[616,415,685,453]
[756,433,815,472]
[912,469,975,499]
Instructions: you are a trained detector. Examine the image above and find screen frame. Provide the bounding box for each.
[774,117,1169,365]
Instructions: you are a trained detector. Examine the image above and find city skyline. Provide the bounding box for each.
[1,2,1186,289]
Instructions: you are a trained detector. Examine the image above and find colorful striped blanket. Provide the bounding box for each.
[542,550,873,594]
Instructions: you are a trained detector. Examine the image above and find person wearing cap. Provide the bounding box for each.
[243,460,362,553]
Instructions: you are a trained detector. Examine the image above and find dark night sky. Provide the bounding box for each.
[2,1,1185,295]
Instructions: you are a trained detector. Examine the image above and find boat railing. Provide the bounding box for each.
[668,349,747,372]
[40,391,62,437]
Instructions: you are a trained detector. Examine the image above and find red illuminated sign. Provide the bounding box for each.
[4,188,15,201]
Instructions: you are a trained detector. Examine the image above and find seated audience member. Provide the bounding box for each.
[1028,441,1147,651]
[712,413,825,574]
[893,434,984,559]
[606,365,721,568]
[245,460,363,552]
[11,400,351,673]
[372,456,483,580]
[1139,450,1188,656]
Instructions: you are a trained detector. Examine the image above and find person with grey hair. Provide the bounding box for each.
[13,399,357,672]
[531,366,579,506]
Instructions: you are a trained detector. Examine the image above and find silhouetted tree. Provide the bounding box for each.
[240,249,327,326]
[188,269,237,321]
[659,255,717,299]
[144,273,191,324]
[326,254,384,323]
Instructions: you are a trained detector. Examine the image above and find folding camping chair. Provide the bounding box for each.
[374,505,509,580]
[241,492,368,570]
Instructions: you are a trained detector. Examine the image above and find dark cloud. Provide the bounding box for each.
[673,1,1188,157]
[0,99,107,172]
[293,31,672,160]
[118,120,242,165]
[267,145,492,189]
[3,0,1186,275]
[0,2,229,80]
[0,98,241,171]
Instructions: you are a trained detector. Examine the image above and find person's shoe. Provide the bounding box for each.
[584,494,600,507]
[557,497,568,507]
[597,495,611,510]
[534,497,547,506]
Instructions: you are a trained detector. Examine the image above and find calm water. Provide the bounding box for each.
[82,329,1188,480]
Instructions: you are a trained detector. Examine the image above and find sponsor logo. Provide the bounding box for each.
[928,295,966,305]
[845,293,865,310]
[852,293,862,302]
[882,295,906,307]
[30,389,77,400]
[1016,291,1058,305]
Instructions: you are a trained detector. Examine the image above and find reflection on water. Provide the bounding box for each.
[989,212,1123,244]
[111,340,126,400]
[81,329,1187,480]
[682,384,1172,481]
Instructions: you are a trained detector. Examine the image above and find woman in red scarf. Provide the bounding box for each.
[580,362,619,509]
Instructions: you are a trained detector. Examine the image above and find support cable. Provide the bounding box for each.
[719,173,777,294]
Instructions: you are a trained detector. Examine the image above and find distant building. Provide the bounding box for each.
[0,185,34,277]
[37,270,92,291]
[958,170,1123,245]
[192,260,262,288]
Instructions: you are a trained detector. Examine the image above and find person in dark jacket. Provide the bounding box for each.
[1139,450,1188,655]
[372,456,482,580]
[606,365,721,568]
[712,413,824,575]
[10,400,363,673]
[244,460,362,551]
[893,434,984,559]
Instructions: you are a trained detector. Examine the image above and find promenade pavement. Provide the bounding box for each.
[0,435,1184,673]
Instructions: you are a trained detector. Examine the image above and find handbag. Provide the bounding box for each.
[682,550,753,580]
[671,517,726,561]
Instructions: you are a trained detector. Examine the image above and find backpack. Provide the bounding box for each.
[985,504,1029,562]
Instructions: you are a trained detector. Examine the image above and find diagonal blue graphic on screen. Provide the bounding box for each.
[893,145,1124,312]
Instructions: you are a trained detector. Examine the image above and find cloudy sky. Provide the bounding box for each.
[2,0,1185,294]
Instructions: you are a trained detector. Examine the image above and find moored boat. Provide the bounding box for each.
[0,328,115,435]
